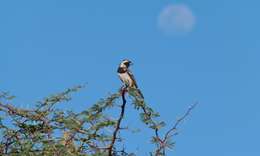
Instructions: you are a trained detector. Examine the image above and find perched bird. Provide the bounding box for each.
[117,59,144,98]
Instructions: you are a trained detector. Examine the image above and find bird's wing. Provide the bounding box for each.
[127,70,138,88]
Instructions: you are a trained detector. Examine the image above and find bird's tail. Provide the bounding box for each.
[137,88,144,99]
[128,87,144,99]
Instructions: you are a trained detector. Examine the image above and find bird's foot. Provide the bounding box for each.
[120,86,128,94]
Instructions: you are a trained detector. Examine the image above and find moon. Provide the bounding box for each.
[158,4,196,35]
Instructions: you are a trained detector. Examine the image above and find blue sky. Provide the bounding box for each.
[1,0,260,155]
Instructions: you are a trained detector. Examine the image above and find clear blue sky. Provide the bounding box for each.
[1,0,259,155]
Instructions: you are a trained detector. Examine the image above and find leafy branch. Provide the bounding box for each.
[0,86,197,156]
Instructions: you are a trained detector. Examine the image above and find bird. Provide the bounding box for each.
[117,59,144,98]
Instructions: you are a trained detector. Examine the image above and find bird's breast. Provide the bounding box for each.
[118,73,132,85]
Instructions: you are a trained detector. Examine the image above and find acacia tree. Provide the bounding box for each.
[0,85,196,156]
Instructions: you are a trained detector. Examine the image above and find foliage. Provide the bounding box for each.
[0,86,196,156]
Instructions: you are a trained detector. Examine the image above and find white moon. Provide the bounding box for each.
[158,4,196,35]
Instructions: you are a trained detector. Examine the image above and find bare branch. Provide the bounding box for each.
[164,102,198,142]
[108,88,127,156]
[154,102,198,156]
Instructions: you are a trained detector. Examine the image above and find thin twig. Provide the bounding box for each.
[154,102,198,156]
[163,102,198,142]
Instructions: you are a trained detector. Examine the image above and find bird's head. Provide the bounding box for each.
[120,59,133,68]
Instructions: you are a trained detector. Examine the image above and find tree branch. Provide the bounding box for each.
[163,102,198,142]
[154,102,198,156]
[108,88,127,156]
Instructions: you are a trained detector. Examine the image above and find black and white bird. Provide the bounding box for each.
[117,59,144,98]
